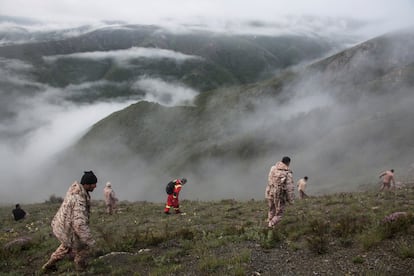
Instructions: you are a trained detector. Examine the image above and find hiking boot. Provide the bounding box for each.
[175,210,181,214]
[164,211,170,215]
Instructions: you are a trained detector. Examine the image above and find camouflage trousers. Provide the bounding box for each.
[43,243,89,270]
[267,197,286,227]
[299,190,308,199]
[380,182,392,191]
[106,204,115,215]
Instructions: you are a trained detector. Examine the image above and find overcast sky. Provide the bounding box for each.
[1,0,414,34]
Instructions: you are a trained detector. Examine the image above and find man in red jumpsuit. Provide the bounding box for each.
[164,178,187,214]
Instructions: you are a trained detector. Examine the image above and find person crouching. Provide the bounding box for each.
[164,178,187,214]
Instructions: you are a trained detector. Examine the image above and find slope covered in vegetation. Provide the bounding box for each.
[1,185,414,275]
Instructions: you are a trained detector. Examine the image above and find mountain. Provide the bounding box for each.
[0,24,337,97]
[2,18,413,202]
[0,22,343,149]
[306,28,414,97]
[58,28,414,201]
[2,19,366,204]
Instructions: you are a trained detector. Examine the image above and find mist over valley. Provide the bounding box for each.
[0,4,414,204]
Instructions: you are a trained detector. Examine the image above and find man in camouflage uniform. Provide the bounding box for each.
[297,176,308,199]
[42,171,98,272]
[103,182,118,215]
[265,156,294,228]
[379,169,396,191]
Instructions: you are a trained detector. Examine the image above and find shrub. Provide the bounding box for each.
[175,228,196,240]
[222,225,244,236]
[358,229,383,250]
[379,213,413,239]
[306,235,328,254]
[44,194,63,204]
[259,228,281,249]
[352,255,365,264]
[332,213,368,238]
[198,255,226,273]
[305,218,330,254]
[396,241,414,259]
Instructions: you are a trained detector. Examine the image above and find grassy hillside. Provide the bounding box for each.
[306,28,414,95]
[1,185,414,275]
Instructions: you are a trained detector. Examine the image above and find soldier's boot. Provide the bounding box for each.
[41,259,58,273]
[75,260,87,272]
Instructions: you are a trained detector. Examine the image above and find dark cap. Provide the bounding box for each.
[281,156,291,165]
[80,171,97,185]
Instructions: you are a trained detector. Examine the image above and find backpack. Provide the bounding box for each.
[166,181,175,195]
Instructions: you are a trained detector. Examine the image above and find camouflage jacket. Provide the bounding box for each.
[51,181,95,248]
[379,170,395,185]
[265,161,294,203]
[297,178,307,192]
[103,187,117,206]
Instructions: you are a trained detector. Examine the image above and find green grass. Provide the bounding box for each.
[1,187,414,275]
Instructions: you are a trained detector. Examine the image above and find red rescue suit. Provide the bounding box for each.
[164,179,183,214]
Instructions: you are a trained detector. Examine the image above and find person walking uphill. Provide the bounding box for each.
[265,156,294,228]
[42,171,98,273]
[379,169,396,191]
[103,182,118,215]
[164,178,187,214]
[297,176,308,199]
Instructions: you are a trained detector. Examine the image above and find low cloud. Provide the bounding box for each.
[0,56,200,203]
[0,21,112,46]
[133,77,199,106]
[0,87,135,203]
[43,47,202,66]
[2,0,414,40]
